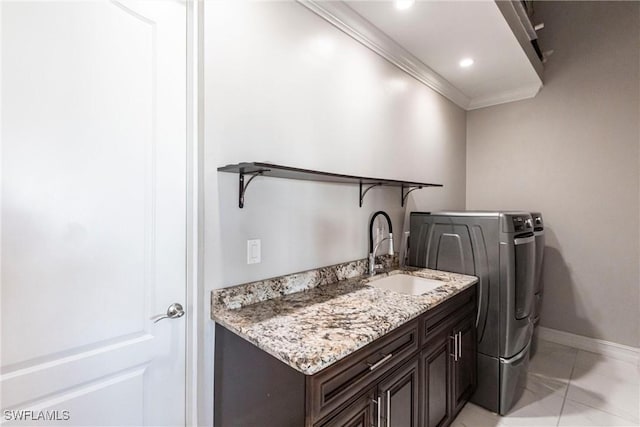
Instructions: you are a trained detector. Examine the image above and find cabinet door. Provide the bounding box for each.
[379,358,419,427]
[319,389,375,427]
[452,314,477,415]
[421,333,452,427]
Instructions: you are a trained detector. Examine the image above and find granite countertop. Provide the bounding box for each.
[211,260,477,376]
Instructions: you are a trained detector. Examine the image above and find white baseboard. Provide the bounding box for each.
[538,326,640,367]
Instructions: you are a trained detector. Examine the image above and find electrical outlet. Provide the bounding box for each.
[247,239,261,264]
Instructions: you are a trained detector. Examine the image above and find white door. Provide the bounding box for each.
[1,1,187,425]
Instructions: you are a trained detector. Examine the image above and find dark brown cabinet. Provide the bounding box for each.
[319,389,376,427]
[378,358,419,427]
[421,332,451,427]
[214,286,476,427]
[307,320,420,423]
[323,358,419,427]
[452,315,476,415]
[420,298,477,427]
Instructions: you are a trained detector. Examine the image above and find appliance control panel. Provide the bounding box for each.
[531,212,544,230]
[509,215,533,232]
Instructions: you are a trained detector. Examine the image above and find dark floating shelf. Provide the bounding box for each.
[218,162,443,209]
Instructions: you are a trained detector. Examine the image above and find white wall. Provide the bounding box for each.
[466,1,640,347]
[202,1,467,424]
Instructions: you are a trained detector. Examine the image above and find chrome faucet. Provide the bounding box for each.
[368,211,394,275]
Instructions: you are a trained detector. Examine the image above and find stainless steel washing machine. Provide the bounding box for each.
[408,211,536,415]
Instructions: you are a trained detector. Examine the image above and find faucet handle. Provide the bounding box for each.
[368,253,384,275]
[368,253,375,275]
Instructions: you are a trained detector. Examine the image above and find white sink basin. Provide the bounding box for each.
[368,274,445,295]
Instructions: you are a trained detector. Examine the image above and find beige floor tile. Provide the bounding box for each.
[499,374,566,426]
[529,341,578,383]
[452,403,504,427]
[572,350,640,384]
[451,341,640,427]
[558,399,639,426]
[566,376,640,423]
[567,351,640,423]
[534,340,579,363]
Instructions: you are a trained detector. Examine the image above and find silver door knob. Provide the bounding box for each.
[153,303,185,323]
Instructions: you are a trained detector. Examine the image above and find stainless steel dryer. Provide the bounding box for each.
[408,211,536,415]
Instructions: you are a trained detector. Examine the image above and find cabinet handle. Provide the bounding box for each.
[367,353,393,371]
[457,332,462,359]
[450,335,458,361]
[386,390,391,427]
[371,396,381,427]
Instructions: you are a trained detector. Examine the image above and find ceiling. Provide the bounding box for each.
[300,1,543,110]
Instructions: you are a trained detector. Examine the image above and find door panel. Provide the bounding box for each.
[514,236,535,320]
[533,231,545,294]
[319,390,375,427]
[379,359,419,427]
[7,368,146,426]
[453,316,477,415]
[1,1,187,425]
[2,0,156,365]
[421,335,451,427]
[500,241,534,359]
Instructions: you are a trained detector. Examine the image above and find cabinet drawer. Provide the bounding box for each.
[315,388,375,427]
[307,319,420,423]
[421,287,476,346]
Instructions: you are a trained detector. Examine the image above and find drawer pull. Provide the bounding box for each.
[367,353,393,371]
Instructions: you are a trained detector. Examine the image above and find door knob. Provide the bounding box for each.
[153,303,185,323]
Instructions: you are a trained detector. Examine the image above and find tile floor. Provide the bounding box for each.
[452,339,640,426]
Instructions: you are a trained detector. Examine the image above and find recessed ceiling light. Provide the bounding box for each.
[459,58,474,68]
[395,0,415,11]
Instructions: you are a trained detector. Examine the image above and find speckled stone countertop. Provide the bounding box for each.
[211,259,477,375]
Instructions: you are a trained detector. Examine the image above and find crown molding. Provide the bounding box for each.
[468,83,542,110]
[297,0,471,110]
[297,0,544,111]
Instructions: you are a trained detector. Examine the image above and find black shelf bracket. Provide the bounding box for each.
[218,162,443,208]
[359,181,383,207]
[401,184,423,207]
[238,169,267,208]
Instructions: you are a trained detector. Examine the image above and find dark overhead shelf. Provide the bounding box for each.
[218,162,443,208]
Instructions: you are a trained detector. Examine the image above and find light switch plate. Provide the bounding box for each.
[247,239,261,264]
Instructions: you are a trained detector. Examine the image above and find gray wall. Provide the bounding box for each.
[202,2,467,424]
[205,1,466,289]
[466,1,640,347]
